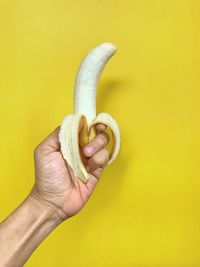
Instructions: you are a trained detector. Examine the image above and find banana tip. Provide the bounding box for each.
[101,42,118,53]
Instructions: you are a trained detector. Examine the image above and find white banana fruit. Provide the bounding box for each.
[59,42,121,184]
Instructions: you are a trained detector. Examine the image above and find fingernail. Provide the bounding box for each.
[84,146,93,155]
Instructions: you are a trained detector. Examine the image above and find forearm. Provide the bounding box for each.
[0,194,64,267]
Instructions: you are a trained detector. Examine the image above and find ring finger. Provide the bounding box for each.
[87,148,110,172]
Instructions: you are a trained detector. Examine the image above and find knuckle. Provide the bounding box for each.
[34,144,39,152]
[92,155,104,166]
[34,146,39,157]
[92,149,109,166]
[102,149,110,163]
[33,144,43,157]
[97,133,109,146]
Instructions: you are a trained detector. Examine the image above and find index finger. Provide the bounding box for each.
[95,123,107,133]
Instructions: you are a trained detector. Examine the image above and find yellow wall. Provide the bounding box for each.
[0,0,200,266]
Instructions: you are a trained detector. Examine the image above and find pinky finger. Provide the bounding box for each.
[90,167,104,180]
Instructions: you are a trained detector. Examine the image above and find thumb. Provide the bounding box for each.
[38,118,83,154]
[37,126,61,153]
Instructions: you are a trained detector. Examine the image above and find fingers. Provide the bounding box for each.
[86,149,109,172]
[82,124,109,176]
[96,123,107,133]
[83,132,109,157]
[90,167,104,178]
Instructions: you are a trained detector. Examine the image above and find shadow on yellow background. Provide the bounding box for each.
[1,0,200,266]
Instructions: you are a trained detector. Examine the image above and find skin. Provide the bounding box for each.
[0,121,109,267]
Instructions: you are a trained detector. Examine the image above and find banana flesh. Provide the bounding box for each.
[59,42,121,183]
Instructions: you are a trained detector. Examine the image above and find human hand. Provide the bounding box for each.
[30,119,109,221]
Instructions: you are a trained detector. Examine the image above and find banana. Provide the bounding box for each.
[59,42,121,183]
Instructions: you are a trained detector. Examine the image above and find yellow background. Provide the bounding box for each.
[0,0,200,266]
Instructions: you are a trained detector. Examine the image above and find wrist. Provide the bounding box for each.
[28,188,68,225]
[0,193,66,267]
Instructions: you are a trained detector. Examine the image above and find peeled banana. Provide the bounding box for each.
[59,42,121,183]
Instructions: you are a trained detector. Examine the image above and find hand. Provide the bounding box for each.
[30,119,109,221]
